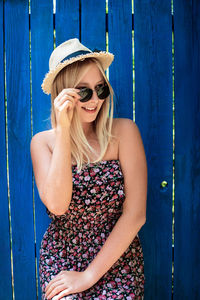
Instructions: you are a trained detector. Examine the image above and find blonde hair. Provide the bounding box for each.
[50,58,115,171]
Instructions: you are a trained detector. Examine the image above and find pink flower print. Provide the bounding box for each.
[118,190,124,196]
[72,238,77,244]
[90,170,96,176]
[46,258,53,266]
[94,236,101,244]
[124,265,130,273]
[110,280,117,288]
[81,190,87,196]
[60,250,66,258]
[96,180,103,185]
[53,232,59,240]
[42,240,47,248]
[39,161,145,298]
[106,283,114,288]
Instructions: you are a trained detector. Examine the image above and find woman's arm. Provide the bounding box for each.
[45,118,147,300]
[30,88,80,215]
[84,118,147,283]
[31,128,73,215]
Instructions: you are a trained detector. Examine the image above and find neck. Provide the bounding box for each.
[82,122,96,139]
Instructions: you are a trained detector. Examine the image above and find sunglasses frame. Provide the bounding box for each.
[78,82,110,102]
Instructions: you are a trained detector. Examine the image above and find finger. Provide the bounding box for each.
[46,270,67,288]
[45,277,62,294]
[59,100,73,112]
[55,89,81,103]
[54,95,74,108]
[65,88,82,97]
[45,276,62,293]
[52,288,71,300]
[45,283,66,300]
[68,88,82,98]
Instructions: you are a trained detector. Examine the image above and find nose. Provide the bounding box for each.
[90,89,99,102]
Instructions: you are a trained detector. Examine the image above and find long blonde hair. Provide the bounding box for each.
[51,58,115,171]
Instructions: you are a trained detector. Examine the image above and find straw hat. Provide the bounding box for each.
[41,38,114,95]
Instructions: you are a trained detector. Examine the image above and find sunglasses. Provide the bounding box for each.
[78,83,110,102]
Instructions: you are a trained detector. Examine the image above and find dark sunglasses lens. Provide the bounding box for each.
[97,84,110,99]
[78,88,92,102]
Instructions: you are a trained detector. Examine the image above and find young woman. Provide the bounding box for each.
[31,38,147,300]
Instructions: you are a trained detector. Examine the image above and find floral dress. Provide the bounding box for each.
[39,159,145,299]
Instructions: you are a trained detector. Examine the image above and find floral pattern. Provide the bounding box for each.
[39,160,145,299]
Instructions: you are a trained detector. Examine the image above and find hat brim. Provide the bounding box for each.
[41,51,114,95]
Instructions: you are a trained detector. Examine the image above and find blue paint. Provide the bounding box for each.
[56,0,80,45]
[134,1,173,299]
[31,1,54,298]
[0,1,12,299]
[108,0,133,119]
[4,0,36,299]
[174,0,200,298]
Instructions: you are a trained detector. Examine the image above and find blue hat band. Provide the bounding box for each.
[60,50,91,64]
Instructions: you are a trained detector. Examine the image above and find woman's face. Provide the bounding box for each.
[75,63,106,126]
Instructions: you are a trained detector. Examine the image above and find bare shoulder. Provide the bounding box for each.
[30,129,56,199]
[112,119,147,221]
[112,117,146,173]
[103,118,141,161]
[112,117,140,139]
[31,129,55,153]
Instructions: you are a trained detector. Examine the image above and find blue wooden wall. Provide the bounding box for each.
[134,1,173,299]
[0,0,199,299]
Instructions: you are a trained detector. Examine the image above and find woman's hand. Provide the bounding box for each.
[45,270,94,300]
[54,88,81,129]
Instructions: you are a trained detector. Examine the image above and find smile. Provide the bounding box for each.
[82,107,97,113]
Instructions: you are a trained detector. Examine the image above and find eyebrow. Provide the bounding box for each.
[77,79,104,86]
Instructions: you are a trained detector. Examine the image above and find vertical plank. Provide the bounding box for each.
[108,0,133,118]
[0,0,12,298]
[31,1,53,298]
[81,0,106,49]
[56,0,80,46]
[4,1,36,299]
[134,1,173,299]
[174,0,200,298]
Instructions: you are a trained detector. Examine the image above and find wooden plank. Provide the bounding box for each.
[134,1,173,299]
[108,0,133,118]
[56,0,79,46]
[4,1,36,299]
[0,1,13,298]
[173,0,200,298]
[31,1,53,299]
[81,0,106,49]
